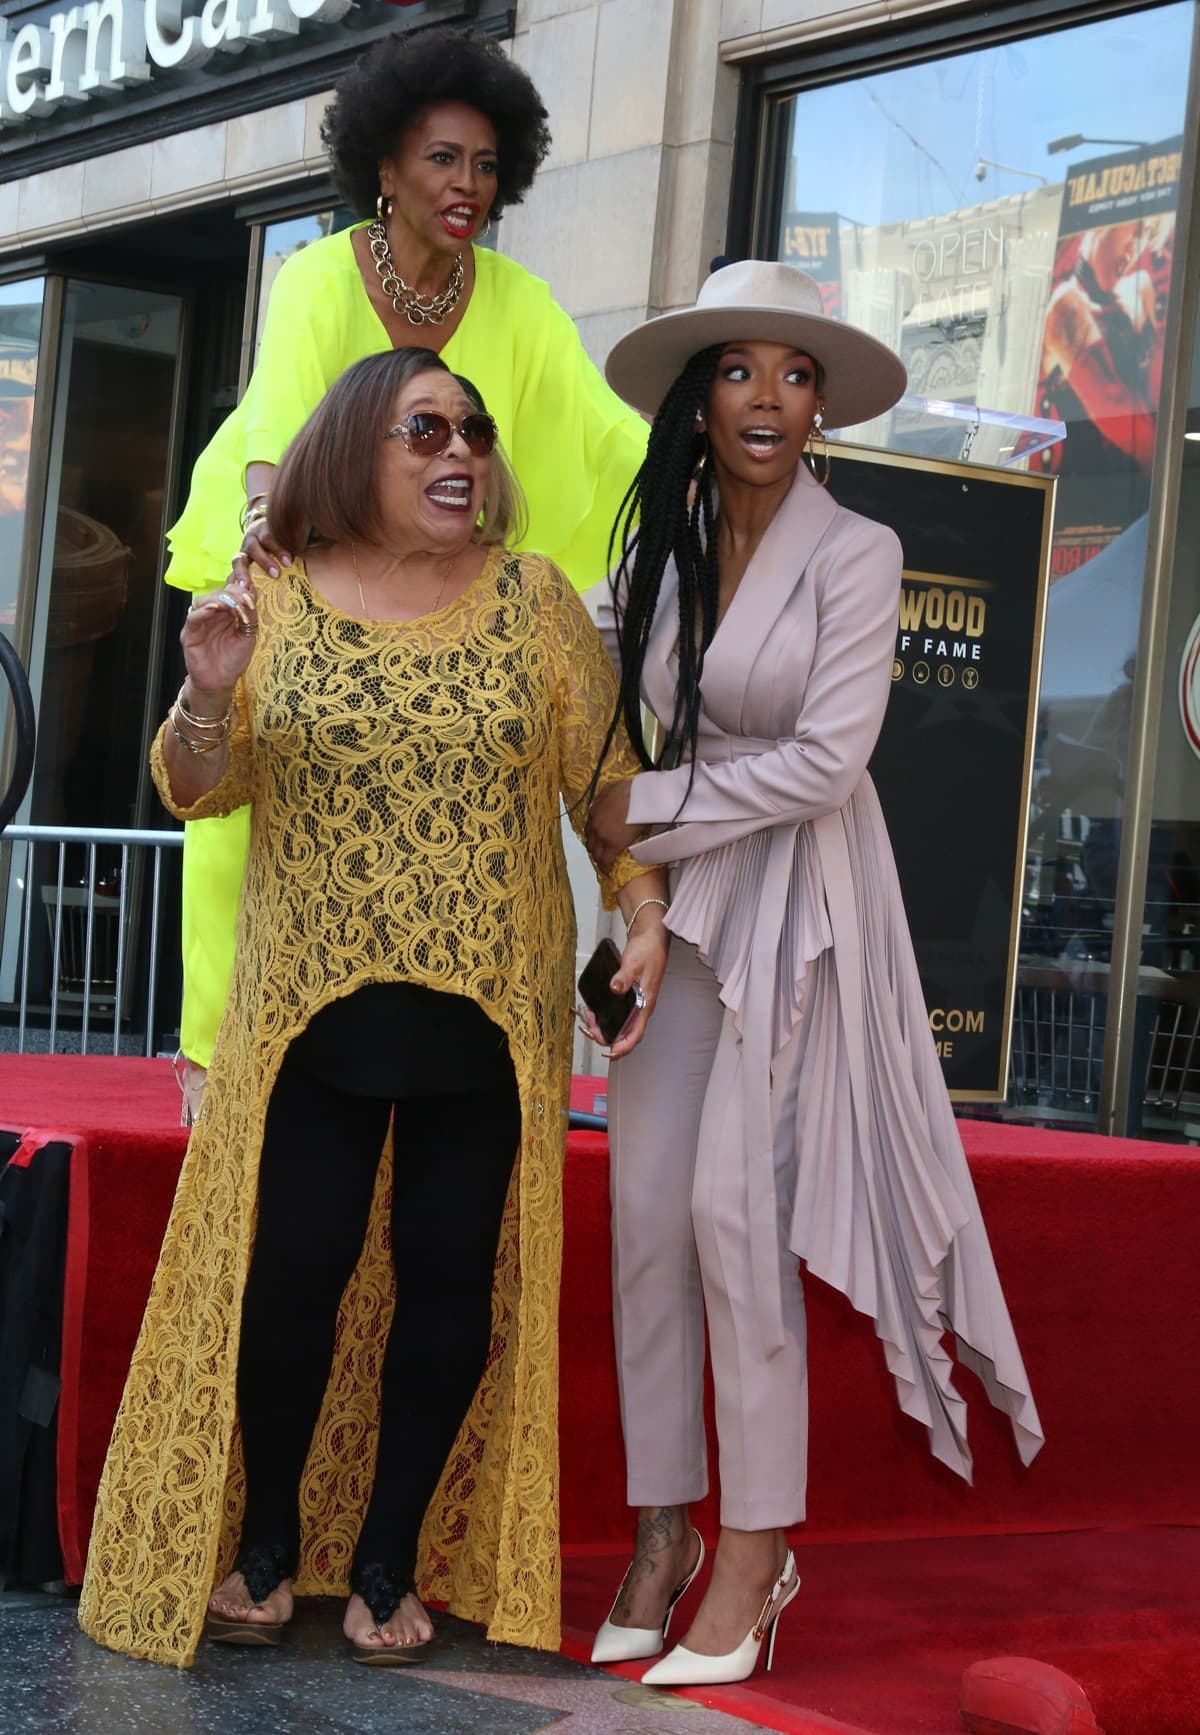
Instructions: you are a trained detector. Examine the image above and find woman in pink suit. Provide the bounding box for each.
[584,262,1043,1688]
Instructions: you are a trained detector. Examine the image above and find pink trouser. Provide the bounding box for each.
[607,939,809,1531]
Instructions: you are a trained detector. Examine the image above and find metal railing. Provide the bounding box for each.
[2,824,182,1056]
[1009,971,1200,1135]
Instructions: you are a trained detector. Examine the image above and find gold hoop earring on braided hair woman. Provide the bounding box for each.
[807,405,831,487]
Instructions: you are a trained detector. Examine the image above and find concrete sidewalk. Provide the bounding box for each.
[1,1586,766,1734]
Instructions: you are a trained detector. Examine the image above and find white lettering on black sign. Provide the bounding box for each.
[0,0,355,125]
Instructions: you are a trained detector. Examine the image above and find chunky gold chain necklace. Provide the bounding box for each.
[367,220,464,327]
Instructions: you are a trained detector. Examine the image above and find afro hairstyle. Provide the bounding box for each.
[321,24,551,221]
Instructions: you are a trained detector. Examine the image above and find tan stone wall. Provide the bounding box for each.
[500,0,738,367]
[0,94,333,255]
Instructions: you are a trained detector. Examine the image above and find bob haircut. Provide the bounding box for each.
[270,348,527,557]
[320,25,551,221]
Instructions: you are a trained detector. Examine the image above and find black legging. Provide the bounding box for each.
[235,1039,521,1582]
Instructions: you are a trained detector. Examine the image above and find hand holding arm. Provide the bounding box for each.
[585,776,644,874]
[235,461,291,579]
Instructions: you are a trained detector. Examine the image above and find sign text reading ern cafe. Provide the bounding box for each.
[0,0,352,125]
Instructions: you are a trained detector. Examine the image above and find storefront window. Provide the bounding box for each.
[0,277,46,634]
[25,280,184,831]
[1,279,184,1021]
[765,2,1195,1128]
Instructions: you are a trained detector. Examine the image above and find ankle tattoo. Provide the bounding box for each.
[633,1507,684,1577]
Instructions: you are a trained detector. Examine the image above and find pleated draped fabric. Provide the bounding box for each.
[79,550,644,1666]
[600,464,1043,1484]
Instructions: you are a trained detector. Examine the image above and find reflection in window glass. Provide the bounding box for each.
[770,4,1194,1127]
[34,281,183,833]
[774,6,1189,468]
[0,277,45,631]
[254,210,353,361]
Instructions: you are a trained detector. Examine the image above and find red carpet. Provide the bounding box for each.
[564,1103,1200,1548]
[2,1056,1199,1733]
[0,1057,188,1580]
[561,1529,1200,1735]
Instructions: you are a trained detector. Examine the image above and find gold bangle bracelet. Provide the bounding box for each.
[176,683,233,729]
[239,496,270,533]
[169,708,227,755]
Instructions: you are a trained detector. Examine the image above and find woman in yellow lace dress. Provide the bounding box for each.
[79,349,668,1668]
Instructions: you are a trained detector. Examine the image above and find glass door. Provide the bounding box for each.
[26,280,184,831]
[1,278,185,1029]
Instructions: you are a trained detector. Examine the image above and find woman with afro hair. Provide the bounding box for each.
[165,23,648,1119]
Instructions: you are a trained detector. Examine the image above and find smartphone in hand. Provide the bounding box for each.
[578,938,637,1046]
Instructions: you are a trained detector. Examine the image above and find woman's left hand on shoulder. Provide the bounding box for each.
[586,778,646,873]
[605,915,668,1060]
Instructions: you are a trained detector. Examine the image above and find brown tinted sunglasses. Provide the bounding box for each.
[385,412,498,457]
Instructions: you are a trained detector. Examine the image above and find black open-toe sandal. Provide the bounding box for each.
[348,1561,432,1666]
[206,1542,293,1646]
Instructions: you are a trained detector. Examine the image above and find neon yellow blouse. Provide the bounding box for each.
[165,227,648,596]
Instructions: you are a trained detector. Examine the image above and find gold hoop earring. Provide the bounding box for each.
[807,410,831,487]
[481,216,493,240]
[376,193,393,221]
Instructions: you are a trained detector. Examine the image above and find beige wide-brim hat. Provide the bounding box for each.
[606,260,907,430]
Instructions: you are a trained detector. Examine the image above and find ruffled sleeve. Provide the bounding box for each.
[238,247,353,470]
[501,265,647,594]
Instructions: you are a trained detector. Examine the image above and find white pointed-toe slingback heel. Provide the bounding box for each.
[590,1529,706,1665]
[640,1548,800,1688]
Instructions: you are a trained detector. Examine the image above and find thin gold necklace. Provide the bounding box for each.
[352,541,448,620]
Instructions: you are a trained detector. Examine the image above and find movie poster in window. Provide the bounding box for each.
[1030,138,1181,578]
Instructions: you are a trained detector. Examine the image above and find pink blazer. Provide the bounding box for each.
[597,466,1042,1479]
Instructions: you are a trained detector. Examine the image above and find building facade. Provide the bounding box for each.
[0,0,1198,1135]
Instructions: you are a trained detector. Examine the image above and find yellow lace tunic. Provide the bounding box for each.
[79,548,641,1667]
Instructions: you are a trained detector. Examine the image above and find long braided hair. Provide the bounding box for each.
[598,345,725,799]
